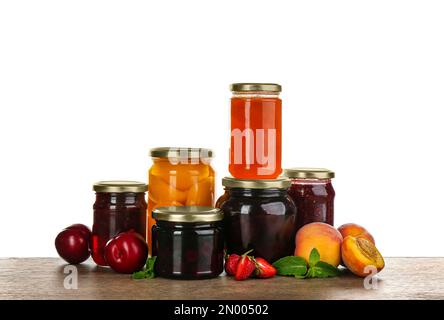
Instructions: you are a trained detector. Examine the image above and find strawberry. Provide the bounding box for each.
[235,249,255,281]
[225,254,241,276]
[254,257,276,279]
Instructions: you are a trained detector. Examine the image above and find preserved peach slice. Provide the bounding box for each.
[185,176,214,206]
[149,160,175,177]
[154,200,184,208]
[148,175,187,203]
[150,159,212,191]
[341,236,385,277]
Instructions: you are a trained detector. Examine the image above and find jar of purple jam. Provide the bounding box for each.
[92,181,147,266]
[221,177,297,263]
[283,168,335,229]
[152,206,224,280]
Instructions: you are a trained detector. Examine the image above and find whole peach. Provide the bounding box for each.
[294,222,343,267]
[338,223,375,244]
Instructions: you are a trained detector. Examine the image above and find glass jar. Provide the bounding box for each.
[92,181,147,266]
[148,147,215,251]
[283,168,335,229]
[152,206,224,279]
[215,189,229,208]
[220,177,297,263]
[229,83,282,179]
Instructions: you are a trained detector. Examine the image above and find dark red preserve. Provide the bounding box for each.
[92,181,147,266]
[284,168,335,229]
[220,177,297,263]
[152,206,224,280]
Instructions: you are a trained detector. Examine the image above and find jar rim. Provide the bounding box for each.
[283,168,335,179]
[93,181,147,193]
[152,206,223,223]
[222,177,291,189]
[230,83,281,93]
[150,147,213,159]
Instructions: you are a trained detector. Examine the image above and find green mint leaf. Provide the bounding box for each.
[147,256,157,270]
[305,267,315,278]
[309,248,320,267]
[272,256,307,277]
[310,261,341,278]
[132,271,147,279]
[132,256,157,280]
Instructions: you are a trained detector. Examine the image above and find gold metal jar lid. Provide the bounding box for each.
[230,83,282,93]
[222,177,291,189]
[93,181,148,193]
[150,147,213,159]
[283,168,335,179]
[152,206,223,223]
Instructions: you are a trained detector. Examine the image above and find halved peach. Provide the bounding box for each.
[338,223,375,244]
[341,236,385,277]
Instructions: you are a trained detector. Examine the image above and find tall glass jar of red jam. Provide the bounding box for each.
[283,168,335,229]
[229,83,282,179]
[152,206,224,280]
[92,181,147,266]
[220,177,297,263]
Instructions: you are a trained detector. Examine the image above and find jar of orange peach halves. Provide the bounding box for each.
[147,147,215,252]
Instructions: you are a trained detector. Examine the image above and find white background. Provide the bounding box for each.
[1,0,443,257]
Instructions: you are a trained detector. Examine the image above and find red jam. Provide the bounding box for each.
[284,168,335,229]
[92,181,147,266]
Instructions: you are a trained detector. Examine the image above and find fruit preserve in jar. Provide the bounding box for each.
[148,147,215,252]
[229,83,282,179]
[215,189,229,209]
[92,181,147,266]
[220,177,297,263]
[152,206,224,279]
[283,168,335,229]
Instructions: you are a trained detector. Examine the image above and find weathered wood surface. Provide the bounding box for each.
[0,258,443,300]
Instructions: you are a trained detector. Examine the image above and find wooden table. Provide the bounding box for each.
[0,258,443,300]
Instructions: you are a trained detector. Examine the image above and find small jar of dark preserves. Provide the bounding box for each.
[283,168,335,229]
[152,206,224,280]
[92,181,147,266]
[221,177,297,263]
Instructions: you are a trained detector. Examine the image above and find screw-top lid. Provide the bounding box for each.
[93,181,147,193]
[230,83,282,93]
[150,147,213,159]
[222,177,291,189]
[283,168,335,179]
[152,206,223,223]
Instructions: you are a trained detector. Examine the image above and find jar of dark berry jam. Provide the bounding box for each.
[283,168,335,229]
[221,177,297,263]
[92,181,147,266]
[152,206,224,280]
